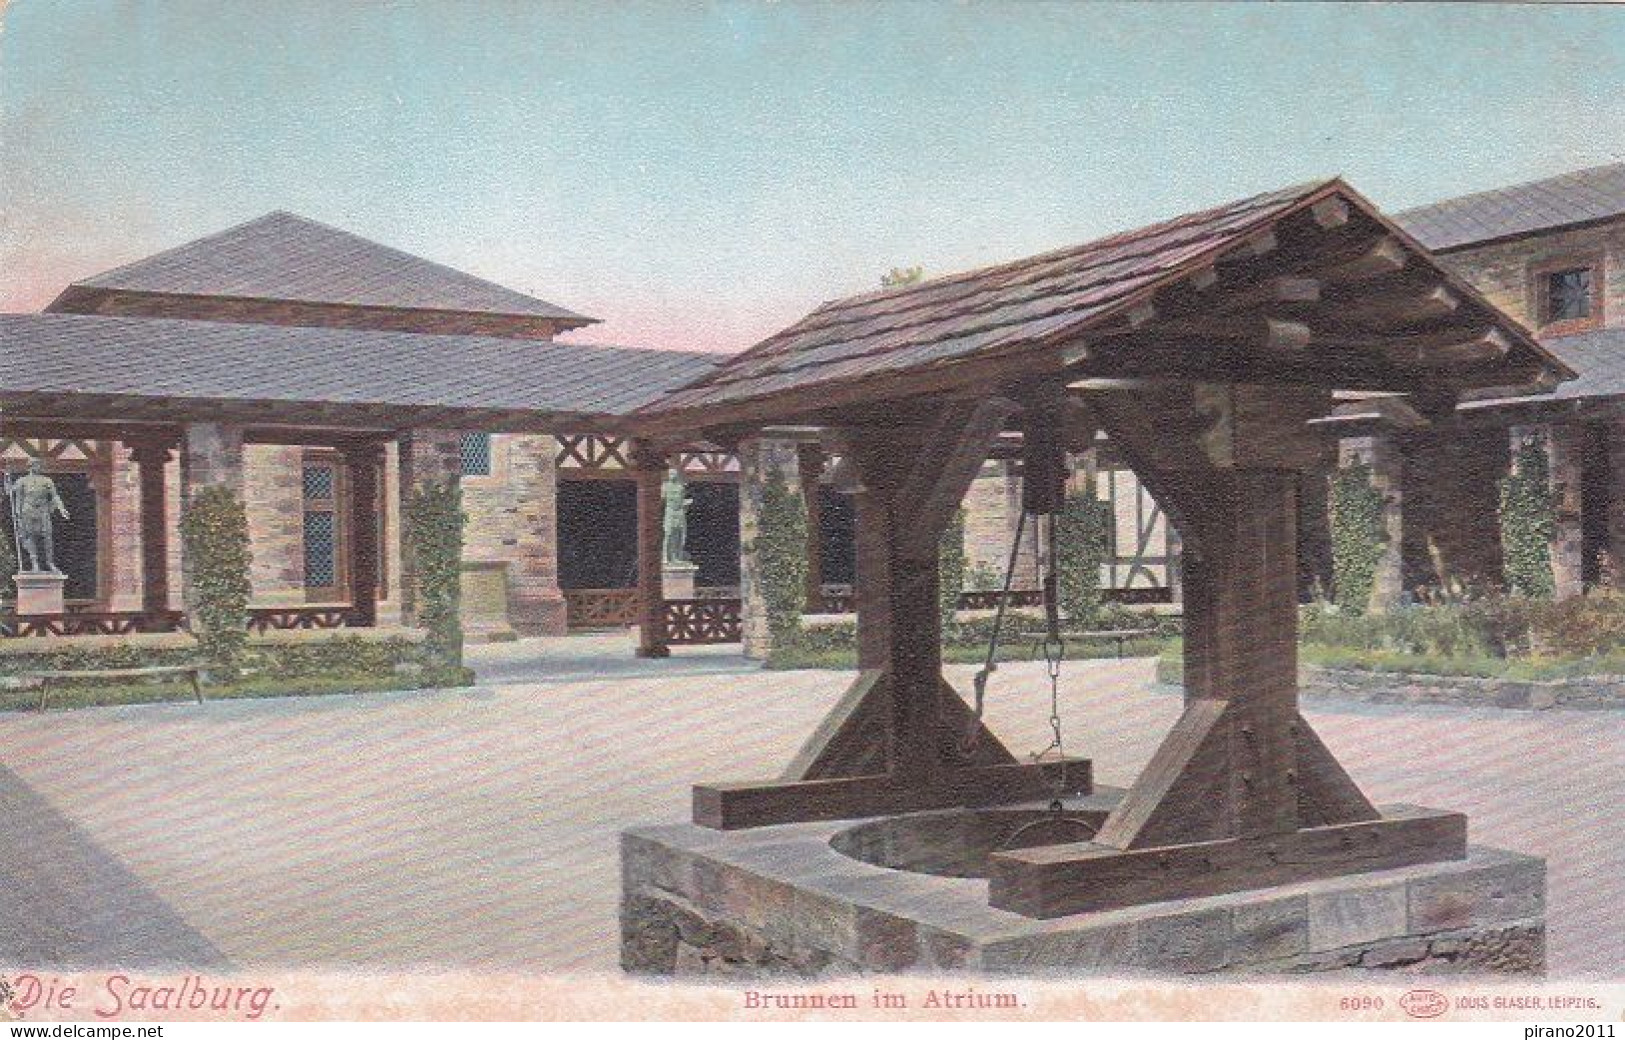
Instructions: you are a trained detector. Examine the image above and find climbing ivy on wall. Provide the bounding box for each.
[1056,489,1111,626]
[178,484,253,677]
[755,461,808,647]
[938,508,967,632]
[1499,434,1557,599]
[1329,461,1387,616]
[0,514,15,601]
[404,478,468,678]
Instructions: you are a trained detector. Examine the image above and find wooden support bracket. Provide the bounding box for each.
[988,804,1466,918]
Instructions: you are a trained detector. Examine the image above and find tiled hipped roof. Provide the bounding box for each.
[0,313,717,424]
[1394,163,1625,252]
[64,211,597,325]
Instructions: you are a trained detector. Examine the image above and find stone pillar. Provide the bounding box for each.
[630,442,669,659]
[397,429,463,627]
[179,422,244,621]
[797,443,826,608]
[127,439,176,623]
[1608,420,1625,587]
[738,438,801,660]
[341,441,383,627]
[506,435,568,636]
[1337,434,1404,610]
[1546,424,1586,600]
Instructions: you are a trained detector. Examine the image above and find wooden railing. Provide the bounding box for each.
[245,606,355,634]
[0,610,185,638]
[563,588,640,630]
[663,598,743,645]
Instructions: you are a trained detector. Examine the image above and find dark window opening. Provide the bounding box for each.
[1544,267,1593,323]
[686,482,740,588]
[1580,423,1614,591]
[460,432,492,477]
[816,486,857,587]
[557,479,638,588]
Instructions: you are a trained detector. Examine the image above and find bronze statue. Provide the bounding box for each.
[6,459,70,575]
[661,469,692,565]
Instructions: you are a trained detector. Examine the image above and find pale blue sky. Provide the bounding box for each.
[2,1,1622,352]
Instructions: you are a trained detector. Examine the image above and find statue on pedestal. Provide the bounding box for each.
[6,459,70,575]
[661,469,693,565]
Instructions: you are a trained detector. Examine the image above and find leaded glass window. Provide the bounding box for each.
[460,432,492,477]
[303,511,337,587]
[1545,268,1593,323]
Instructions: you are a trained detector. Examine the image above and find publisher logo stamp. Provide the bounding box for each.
[1400,990,1449,1019]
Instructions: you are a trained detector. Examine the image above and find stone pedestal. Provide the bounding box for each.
[13,572,67,615]
[662,561,699,600]
[622,794,1545,978]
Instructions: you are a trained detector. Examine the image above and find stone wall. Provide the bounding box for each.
[244,445,305,605]
[622,820,1545,977]
[1303,665,1625,711]
[459,434,566,637]
[1431,219,1625,331]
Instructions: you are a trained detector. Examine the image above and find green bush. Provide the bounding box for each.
[753,460,808,647]
[178,485,253,678]
[404,478,466,672]
[1329,462,1386,615]
[1500,434,1558,599]
[1056,490,1111,626]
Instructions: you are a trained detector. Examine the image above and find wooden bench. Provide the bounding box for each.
[1066,628,1161,658]
[27,665,204,711]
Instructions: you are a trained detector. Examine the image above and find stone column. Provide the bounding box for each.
[340,441,383,627]
[1608,420,1625,587]
[630,441,669,659]
[1337,434,1404,610]
[1509,423,1584,599]
[397,429,463,627]
[506,434,568,636]
[179,422,244,621]
[738,438,801,660]
[127,439,176,624]
[797,443,826,608]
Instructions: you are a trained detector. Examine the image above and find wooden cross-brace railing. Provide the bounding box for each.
[692,394,1091,830]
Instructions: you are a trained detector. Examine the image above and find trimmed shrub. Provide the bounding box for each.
[404,478,466,677]
[1500,433,1558,599]
[1329,462,1386,615]
[939,508,967,633]
[1056,490,1111,626]
[178,485,252,677]
[755,460,808,646]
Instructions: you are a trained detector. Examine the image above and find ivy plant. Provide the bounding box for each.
[178,484,253,678]
[404,478,467,677]
[938,507,967,633]
[1056,489,1111,626]
[1329,461,1387,616]
[1499,434,1557,599]
[754,461,808,647]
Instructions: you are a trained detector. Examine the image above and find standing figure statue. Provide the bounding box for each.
[7,459,70,575]
[661,469,693,565]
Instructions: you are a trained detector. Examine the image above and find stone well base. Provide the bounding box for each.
[621,794,1545,978]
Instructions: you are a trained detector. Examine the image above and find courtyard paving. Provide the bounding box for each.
[0,632,1619,978]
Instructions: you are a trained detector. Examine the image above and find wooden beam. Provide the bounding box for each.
[1319,236,1408,283]
[895,396,1019,557]
[988,805,1467,918]
[1311,196,1351,229]
[1332,284,1460,329]
[1153,316,1312,352]
[694,758,1092,830]
[1382,328,1511,368]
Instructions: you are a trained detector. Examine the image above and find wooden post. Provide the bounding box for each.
[342,442,383,628]
[631,441,669,659]
[397,429,463,627]
[127,440,175,624]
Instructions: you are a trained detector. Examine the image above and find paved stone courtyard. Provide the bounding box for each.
[0,632,1620,977]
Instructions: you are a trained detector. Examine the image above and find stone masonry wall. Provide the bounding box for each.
[244,445,305,605]
[1431,220,1625,331]
[459,434,566,636]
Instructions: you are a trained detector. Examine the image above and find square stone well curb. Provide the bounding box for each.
[620,792,1545,977]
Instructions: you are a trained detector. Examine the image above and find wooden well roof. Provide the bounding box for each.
[634,178,1573,434]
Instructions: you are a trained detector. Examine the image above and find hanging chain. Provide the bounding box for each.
[1031,511,1070,810]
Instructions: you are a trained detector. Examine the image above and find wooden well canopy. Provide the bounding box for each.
[629,178,1574,917]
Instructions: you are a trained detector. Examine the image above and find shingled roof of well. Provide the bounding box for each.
[1393,162,1625,253]
[0,313,716,423]
[67,211,597,324]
